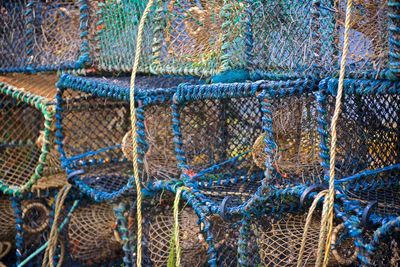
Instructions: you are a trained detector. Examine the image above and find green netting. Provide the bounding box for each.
[95,0,154,72]
[150,0,245,77]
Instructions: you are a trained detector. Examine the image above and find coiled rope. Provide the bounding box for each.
[129,0,156,265]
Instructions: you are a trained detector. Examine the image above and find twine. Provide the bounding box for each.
[42,184,71,267]
[317,0,353,265]
[129,0,156,265]
[297,190,328,267]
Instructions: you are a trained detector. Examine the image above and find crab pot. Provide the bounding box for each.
[239,212,358,266]
[149,0,245,77]
[318,78,400,193]
[0,0,96,73]
[171,79,318,214]
[0,73,63,196]
[94,0,154,73]
[67,201,122,265]
[245,0,400,80]
[55,74,201,201]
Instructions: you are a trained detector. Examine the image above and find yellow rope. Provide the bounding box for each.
[129,0,156,265]
[315,196,330,266]
[42,184,71,267]
[297,190,328,267]
[316,0,353,266]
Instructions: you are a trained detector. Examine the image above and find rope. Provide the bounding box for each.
[317,0,353,265]
[42,184,72,267]
[297,190,328,267]
[0,241,12,260]
[168,186,190,267]
[129,0,156,266]
[17,200,79,267]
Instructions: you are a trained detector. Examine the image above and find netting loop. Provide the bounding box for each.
[362,201,379,227]
[331,223,358,265]
[300,184,327,208]
[22,202,50,234]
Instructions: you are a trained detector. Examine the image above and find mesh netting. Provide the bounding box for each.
[341,168,400,217]
[0,0,92,72]
[0,73,59,100]
[324,92,400,179]
[60,88,130,164]
[175,94,265,207]
[145,204,208,266]
[247,0,317,76]
[0,0,28,71]
[151,0,245,76]
[333,0,390,76]
[246,0,396,78]
[0,88,44,190]
[248,214,357,266]
[143,196,239,266]
[68,202,121,265]
[122,104,179,183]
[264,93,322,184]
[0,198,15,241]
[178,96,263,173]
[95,0,154,72]
[209,215,240,266]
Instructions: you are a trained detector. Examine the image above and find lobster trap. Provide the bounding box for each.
[149,0,245,77]
[56,73,202,201]
[245,0,400,80]
[0,0,94,73]
[170,79,319,215]
[0,73,65,196]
